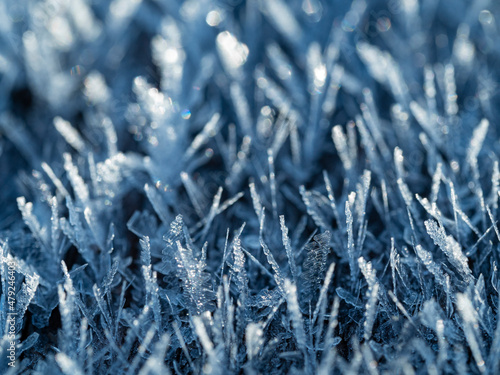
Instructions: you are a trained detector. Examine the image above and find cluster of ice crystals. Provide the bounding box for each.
[1,0,500,374]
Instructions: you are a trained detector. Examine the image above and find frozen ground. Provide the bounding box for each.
[1,0,500,374]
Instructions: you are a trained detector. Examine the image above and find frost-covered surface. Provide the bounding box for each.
[1,0,500,374]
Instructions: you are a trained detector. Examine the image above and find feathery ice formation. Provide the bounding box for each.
[1,0,500,374]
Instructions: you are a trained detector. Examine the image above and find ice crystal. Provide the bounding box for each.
[2,0,500,374]
[302,231,331,300]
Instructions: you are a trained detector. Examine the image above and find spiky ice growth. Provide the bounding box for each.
[1,0,500,374]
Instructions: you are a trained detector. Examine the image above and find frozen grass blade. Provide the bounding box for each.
[457,293,486,373]
[181,172,207,218]
[185,113,221,161]
[346,200,357,284]
[259,0,302,47]
[268,149,278,219]
[259,210,285,294]
[279,215,297,283]
[415,245,450,290]
[424,219,473,283]
[332,125,352,171]
[54,117,86,154]
[58,261,77,355]
[284,279,309,371]
[312,262,335,324]
[300,186,330,230]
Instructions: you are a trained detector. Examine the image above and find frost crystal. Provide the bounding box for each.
[1,0,500,374]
